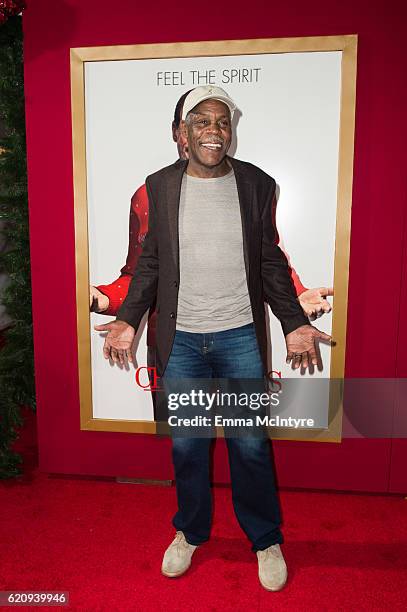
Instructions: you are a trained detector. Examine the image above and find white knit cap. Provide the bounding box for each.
[181,85,237,121]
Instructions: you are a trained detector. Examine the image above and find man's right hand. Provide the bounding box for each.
[93,320,135,364]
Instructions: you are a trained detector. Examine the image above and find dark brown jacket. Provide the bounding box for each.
[116,157,309,377]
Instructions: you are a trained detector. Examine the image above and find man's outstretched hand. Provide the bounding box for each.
[299,287,334,320]
[286,324,333,370]
[93,320,135,365]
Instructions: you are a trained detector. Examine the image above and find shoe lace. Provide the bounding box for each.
[258,544,281,561]
[173,531,189,555]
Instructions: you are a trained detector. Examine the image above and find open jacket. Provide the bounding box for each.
[116,156,309,377]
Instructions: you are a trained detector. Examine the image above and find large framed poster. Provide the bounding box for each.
[70,36,357,441]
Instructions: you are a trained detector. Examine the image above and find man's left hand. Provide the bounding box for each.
[286,324,333,370]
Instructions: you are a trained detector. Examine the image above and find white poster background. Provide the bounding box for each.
[85,51,341,422]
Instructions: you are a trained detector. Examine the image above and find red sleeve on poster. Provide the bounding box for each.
[289,266,307,296]
[96,184,149,316]
[96,274,133,316]
[271,194,307,297]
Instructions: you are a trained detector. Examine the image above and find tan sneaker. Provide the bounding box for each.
[256,544,288,591]
[161,531,198,578]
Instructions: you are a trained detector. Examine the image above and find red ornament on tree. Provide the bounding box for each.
[0,0,26,25]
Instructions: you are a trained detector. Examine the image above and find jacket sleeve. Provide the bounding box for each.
[261,180,310,336]
[115,178,159,330]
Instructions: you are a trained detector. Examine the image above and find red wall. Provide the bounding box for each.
[22,0,407,492]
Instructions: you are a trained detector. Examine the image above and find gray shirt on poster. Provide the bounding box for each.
[176,168,254,333]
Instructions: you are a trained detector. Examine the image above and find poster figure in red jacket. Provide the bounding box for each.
[90,90,334,388]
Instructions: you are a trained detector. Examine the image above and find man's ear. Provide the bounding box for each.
[171,121,178,143]
[180,119,188,139]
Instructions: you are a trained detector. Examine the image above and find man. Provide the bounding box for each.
[89,93,333,323]
[94,86,332,591]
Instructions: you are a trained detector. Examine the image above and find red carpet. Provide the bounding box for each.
[1,409,406,611]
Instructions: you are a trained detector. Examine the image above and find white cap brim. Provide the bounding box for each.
[181,86,237,121]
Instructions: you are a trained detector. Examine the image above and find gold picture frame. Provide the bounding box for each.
[70,35,358,441]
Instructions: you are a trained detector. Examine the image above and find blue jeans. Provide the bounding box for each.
[163,323,283,552]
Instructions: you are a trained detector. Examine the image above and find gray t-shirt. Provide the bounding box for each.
[176,168,254,333]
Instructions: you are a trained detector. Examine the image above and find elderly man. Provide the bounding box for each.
[90,93,332,323]
[95,86,331,591]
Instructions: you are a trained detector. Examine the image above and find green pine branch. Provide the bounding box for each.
[0,15,35,478]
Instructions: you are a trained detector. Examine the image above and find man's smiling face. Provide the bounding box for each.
[183,98,232,171]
